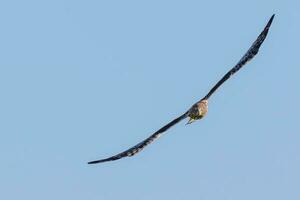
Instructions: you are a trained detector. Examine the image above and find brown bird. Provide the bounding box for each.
[88,14,275,164]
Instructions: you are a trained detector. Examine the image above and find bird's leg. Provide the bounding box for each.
[186,117,196,125]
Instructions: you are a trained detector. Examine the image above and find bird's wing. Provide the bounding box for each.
[203,14,274,100]
[88,112,188,164]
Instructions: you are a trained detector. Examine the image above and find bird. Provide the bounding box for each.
[88,14,275,164]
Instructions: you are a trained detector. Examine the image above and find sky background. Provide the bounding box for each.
[0,0,299,200]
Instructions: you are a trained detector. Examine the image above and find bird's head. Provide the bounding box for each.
[201,99,208,106]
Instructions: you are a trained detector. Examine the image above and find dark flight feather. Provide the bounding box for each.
[88,112,188,164]
[203,14,274,100]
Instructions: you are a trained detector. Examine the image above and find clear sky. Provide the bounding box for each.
[0,0,299,200]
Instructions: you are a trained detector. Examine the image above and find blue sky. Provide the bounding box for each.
[1,0,299,199]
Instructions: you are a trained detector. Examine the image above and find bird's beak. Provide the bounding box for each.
[186,118,195,125]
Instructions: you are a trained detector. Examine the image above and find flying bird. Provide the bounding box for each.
[88,15,275,164]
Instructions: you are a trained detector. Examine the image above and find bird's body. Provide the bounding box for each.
[187,100,208,124]
[88,14,275,164]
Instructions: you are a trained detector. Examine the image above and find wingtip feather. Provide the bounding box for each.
[266,14,275,29]
[88,158,109,164]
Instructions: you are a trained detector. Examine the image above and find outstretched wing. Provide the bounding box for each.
[203,14,275,100]
[88,112,188,164]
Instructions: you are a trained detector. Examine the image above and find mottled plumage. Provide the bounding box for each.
[186,100,208,124]
[88,15,275,164]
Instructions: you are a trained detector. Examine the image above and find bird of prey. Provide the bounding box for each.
[88,15,275,164]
